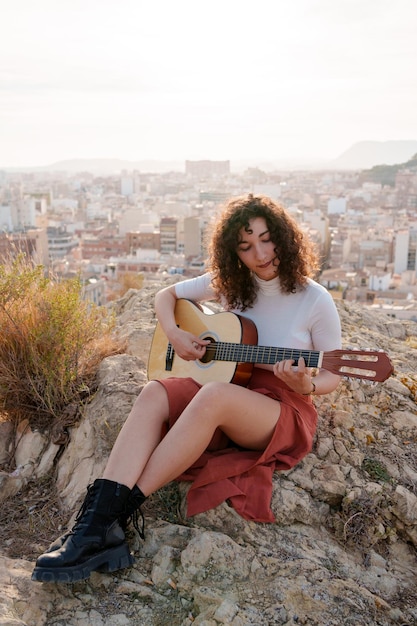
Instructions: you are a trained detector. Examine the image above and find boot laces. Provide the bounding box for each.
[70,482,97,534]
[130,508,145,541]
[123,489,146,540]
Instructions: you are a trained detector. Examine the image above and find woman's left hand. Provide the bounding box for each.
[273,356,313,395]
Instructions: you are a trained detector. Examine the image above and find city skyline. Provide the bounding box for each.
[2,0,417,168]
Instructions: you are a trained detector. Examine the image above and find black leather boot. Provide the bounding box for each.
[43,484,147,555]
[32,479,137,583]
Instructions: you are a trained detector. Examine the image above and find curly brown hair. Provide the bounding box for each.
[207,194,320,310]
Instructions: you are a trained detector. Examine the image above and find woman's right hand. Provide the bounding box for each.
[167,326,209,361]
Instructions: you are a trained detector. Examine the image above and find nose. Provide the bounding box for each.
[254,243,266,261]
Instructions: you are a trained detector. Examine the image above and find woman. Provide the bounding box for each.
[32,193,341,583]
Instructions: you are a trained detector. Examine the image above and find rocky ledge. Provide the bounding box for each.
[0,280,416,626]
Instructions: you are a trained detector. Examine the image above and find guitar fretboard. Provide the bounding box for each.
[208,342,322,367]
[165,341,323,368]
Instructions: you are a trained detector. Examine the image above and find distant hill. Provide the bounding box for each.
[330,140,417,170]
[4,158,185,175]
[359,153,417,186]
[48,158,186,174]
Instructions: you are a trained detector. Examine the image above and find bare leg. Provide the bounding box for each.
[102,380,169,488]
[104,381,281,496]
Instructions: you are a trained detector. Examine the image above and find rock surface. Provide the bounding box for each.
[0,278,416,626]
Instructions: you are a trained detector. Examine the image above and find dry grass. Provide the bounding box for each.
[0,255,125,431]
[143,482,185,525]
[0,475,68,559]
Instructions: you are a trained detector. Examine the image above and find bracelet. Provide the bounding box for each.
[303,381,316,396]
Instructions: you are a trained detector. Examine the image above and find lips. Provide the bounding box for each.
[258,260,272,269]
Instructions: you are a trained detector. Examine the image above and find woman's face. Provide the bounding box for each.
[236,217,279,281]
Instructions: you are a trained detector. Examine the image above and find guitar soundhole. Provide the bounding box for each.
[199,337,216,363]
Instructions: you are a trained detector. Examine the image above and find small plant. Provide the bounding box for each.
[144,482,184,525]
[0,255,125,429]
[332,491,394,559]
[362,457,392,483]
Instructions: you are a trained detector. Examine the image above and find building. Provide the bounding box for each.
[253,184,282,200]
[199,191,229,203]
[327,197,347,215]
[183,216,203,258]
[0,204,13,231]
[120,170,140,197]
[108,249,162,274]
[368,270,392,291]
[26,228,49,265]
[80,235,127,260]
[126,230,160,254]
[47,226,79,259]
[185,160,230,178]
[160,217,178,254]
[120,176,134,197]
[393,227,417,275]
[118,208,158,236]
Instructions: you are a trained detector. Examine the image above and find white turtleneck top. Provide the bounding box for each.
[174,272,341,354]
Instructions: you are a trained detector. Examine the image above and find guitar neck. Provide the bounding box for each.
[208,342,323,368]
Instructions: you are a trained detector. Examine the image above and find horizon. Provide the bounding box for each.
[2,0,417,168]
[3,139,417,174]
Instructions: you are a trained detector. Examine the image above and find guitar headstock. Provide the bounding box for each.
[323,349,394,382]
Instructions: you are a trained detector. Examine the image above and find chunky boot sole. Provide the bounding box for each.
[31,542,134,583]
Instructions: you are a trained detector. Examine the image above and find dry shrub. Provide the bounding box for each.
[332,490,395,561]
[106,272,144,301]
[0,255,125,429]
[143,482,184,525]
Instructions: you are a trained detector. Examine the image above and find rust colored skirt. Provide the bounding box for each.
[157,367,317,523]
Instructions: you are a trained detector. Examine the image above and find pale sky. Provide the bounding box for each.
[1,0,417,168]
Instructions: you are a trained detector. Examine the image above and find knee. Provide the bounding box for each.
[194,381,229,404]
[189,382,232,428]
[133,380,168,408]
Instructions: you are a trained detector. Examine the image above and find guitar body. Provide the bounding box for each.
[148,299,394,385]
[148,299,258,386]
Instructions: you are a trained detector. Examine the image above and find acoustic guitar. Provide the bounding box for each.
[148,299,394,386]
